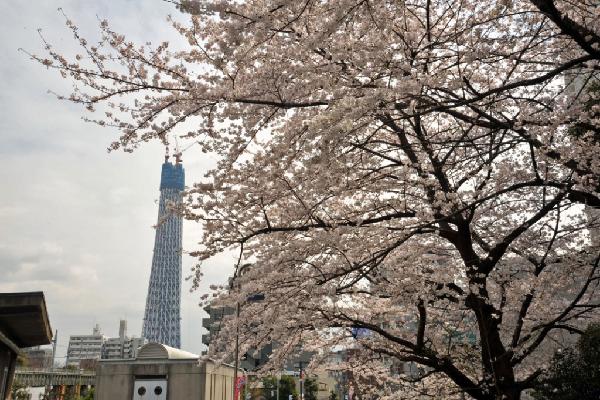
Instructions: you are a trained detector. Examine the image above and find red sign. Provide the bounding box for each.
[234,376,246,400]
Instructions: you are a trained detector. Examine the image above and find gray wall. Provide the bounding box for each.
[96,359,235,400]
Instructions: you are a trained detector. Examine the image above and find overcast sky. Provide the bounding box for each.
[0,0,234,360]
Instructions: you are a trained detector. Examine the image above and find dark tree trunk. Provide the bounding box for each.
[466,289,520,400]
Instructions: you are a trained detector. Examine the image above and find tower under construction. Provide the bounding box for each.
[142,154,185,348]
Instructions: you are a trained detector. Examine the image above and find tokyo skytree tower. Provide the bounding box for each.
[142,154,185,348]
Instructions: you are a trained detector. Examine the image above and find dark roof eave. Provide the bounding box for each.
[0,291,53,347]
[0,330,22,355]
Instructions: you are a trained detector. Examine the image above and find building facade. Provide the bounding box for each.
[66,324,105,366]
[67,321,147,367]
[201,304,235,353]
[102,336,147,360]
[22,346,53,369]
[202,303,312,372]
[142,157,185,348]
[102,320,147,361]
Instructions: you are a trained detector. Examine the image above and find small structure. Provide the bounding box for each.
[0,292,52,399]
[96,342,238,400]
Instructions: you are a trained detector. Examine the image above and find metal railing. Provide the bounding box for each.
[14,369,95,387]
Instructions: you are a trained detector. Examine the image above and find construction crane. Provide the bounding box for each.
[164,137,199,164]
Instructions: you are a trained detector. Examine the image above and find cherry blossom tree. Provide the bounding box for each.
[29,0,600,398]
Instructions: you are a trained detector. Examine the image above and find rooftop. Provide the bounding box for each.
[136,342,198,360]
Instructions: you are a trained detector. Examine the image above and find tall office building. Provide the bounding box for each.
[142,155,185,348]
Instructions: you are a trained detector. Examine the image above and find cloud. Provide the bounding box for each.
[0,241,102,292]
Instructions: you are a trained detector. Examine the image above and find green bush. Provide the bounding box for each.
[532,323,600,400]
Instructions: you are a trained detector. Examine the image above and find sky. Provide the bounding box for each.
[0,0,234,361]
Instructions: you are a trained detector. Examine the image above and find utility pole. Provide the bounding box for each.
[232,264,250,400]
[233,302,240,400]
[51,329,58,369]
[298,361,305,400]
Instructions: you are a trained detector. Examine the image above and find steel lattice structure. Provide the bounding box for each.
[142,159,184,348]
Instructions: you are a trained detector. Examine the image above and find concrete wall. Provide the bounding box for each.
[96,359,236,400]
[201,362,235,400]
[166,362,204,400]
[96,363,135,400]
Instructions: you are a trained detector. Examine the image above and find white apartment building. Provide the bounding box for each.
[66,324,105,366]
[67,320,147,366]
[102,336,147,360]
